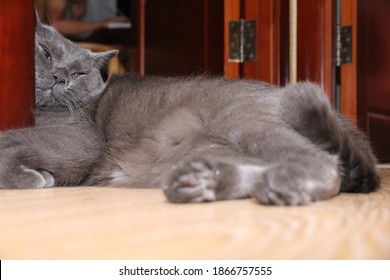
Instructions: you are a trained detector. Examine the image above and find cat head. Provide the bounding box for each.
[34,14,117,110]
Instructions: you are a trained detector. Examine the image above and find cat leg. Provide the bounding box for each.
[240,128,341,205]
[164,153,268,203]
[239,126,341,205]
[165,152,340,206]
[251,152,340,205]
[0,120,101,189]
[164,127,342,206]
[20,167,55,188]
[0,163,55,189]
[0,141,56,189]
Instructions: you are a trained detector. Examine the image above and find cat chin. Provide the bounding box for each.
[35,96,63,109]
[35,103,68,111]
[36,87,67,104]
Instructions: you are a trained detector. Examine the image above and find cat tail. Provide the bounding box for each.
[279,82,380,193]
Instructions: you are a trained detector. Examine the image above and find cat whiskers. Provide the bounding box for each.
[66,89,94,123]
[63,98,77,114]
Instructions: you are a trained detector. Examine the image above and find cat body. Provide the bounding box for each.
[89,75,379,204]
[0,17,380,205]
[91,75,280,187]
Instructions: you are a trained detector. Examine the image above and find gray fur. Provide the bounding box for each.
[0,19,380,205]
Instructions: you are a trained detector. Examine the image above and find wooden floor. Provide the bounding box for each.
[0,168,389,260]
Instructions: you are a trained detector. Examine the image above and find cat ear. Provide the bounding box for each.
[35,8,42,28]
[93,50,119,68]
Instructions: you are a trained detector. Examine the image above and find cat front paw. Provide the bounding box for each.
[164,158,219,203]
[0,165,55,189]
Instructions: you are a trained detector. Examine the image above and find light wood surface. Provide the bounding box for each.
[0,168,389,260]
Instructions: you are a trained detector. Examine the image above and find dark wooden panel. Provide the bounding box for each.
[297,1,324,83]
[357,0,390,162]
[205,0,224,75]
[131,0,224,76]
[279,0,290,86]
[135,0,224,76]
[368,113,390,162]
[0,0,35,131]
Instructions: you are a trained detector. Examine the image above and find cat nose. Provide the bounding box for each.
[53,74,66,85]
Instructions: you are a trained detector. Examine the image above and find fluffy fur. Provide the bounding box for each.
[0,17,380,206]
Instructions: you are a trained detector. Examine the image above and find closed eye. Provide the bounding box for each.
[38,43,52,61]
[72,72,88,78]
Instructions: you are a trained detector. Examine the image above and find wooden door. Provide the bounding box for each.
[0,0,35,131]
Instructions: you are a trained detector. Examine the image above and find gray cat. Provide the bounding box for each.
[0,16,380,205]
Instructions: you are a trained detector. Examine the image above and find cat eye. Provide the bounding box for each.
[72,72,88,78]
[38,44,52,61]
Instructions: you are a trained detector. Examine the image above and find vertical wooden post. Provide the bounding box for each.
[341,0,357,124]
[289,0,297,84]
[0,0,35,131]
[138,0,146,75]
[224,0,241,79]
[324,0,335,102]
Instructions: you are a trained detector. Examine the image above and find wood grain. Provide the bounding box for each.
[0,168,389,260]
